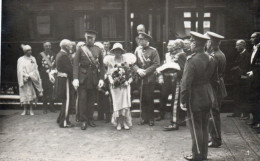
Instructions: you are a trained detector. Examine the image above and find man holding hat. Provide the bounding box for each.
[72,30,105,130]
[181,31,215,161]
[206,31,227,148]
[156,39,187,131]
[133,32,160,126]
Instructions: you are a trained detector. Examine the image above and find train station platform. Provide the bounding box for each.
[0,110,259,161]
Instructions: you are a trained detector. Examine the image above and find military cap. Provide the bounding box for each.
[206,31,224,40]
[138,32,153,41]
[85,29,98,35]
[190,31,210,41]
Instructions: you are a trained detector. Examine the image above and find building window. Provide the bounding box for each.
[29,14,53,39]
[74,14,96,39]
[36,16,51,35]
[101,14,123,40]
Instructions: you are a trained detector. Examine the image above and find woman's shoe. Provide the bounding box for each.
[21,110,26,116]
[116,123,122,131]
[123,121,130,130]
[29,110,34,116]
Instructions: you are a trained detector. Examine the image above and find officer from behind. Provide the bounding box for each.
[72,30,105,130]
[181,31,215,161]
[133,32,160,126]
[206,31,227,148]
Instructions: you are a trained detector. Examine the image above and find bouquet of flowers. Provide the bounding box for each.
[110,62,133,88]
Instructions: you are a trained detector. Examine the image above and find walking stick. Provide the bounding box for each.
[139,79,144,121]
[188,90,200,154]
[210,108,220,138]
[75,90,79,122]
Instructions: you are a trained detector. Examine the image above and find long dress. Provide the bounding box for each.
[103,53,136,126]
[17,55,43,104]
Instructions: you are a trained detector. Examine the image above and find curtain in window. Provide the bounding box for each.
[175,12,187,37]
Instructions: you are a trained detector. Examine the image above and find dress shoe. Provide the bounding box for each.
[208,141,221,148]
[29,110,34,116]
[116,123,122,131]
[240,116,249,120]
[227,113,239,117]
[252,124,260,129]
[60,121,74,128]
[81,122,87,130]
[163,124,179,131]
[21,110,26,116]
[88,121,96,127]
[138,120,148,125]
[149,120,154,126]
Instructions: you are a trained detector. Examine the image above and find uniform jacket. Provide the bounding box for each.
[212,49,227,99]
[181,52,215,112]
[250,45,260,89]
[73,44,105,89]
[133,46,160,84]
[54,50,72,100]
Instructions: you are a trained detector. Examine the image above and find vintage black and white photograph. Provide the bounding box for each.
[1,0,260,160]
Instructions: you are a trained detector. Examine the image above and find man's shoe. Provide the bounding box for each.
[149,120,154,126]
[252,124,260,129]
[184,154,197,161]
[208,141,221,148]
[227,113,239,117]
[88,121,96,127]
[138,120,148,125]
[240,116,249,120]
[81,122,87,130]
[164,124,179,131]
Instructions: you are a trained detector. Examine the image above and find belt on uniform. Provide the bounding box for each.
[57,72,68,77]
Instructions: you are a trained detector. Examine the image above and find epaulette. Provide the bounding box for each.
[186,53,196,60]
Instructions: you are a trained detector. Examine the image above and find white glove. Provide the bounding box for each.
[137,69,146,77]
[98,80,104,88]
[73,79,79,90]
[180,103,187,111]
[49,73,55,84]
[247,71,253,77]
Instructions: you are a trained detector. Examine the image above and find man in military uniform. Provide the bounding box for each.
[181,31,215,161]
[39,41,56,113]
[206,31,227,148]
[133,32,160,126]
[55,39,73,128]
[72,30,105,130]
[155,39,187,131]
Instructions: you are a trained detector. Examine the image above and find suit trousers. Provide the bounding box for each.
[187,110,210,160]
[57,99,71,127]
[141,83,155,121]
[78,87,97,122]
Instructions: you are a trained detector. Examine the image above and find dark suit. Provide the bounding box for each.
[231,50,251,117]
[181,52,215,160]
[159,51,186,125]
[133,46,160,122]
[73,44,105,122]
[54,50,73,127]
[249,45,260,124]
[209,49,227,145]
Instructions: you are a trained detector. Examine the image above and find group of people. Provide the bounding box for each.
[17,22,260,160]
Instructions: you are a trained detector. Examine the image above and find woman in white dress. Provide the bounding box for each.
[17,44,43,115]
[103,43,136,130]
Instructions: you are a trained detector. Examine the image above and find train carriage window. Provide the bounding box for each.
[36,16,51,35]
[101,14,123,40]
[175,11,223,37]
[29,14,53,39]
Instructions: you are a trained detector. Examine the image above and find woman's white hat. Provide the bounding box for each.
[21,44,31,52]
[110,43,125,53]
